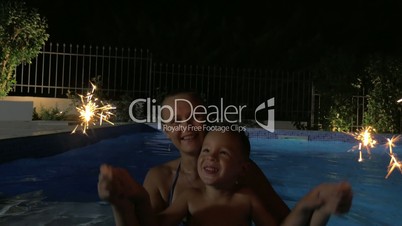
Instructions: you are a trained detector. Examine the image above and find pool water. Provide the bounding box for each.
[0,130,401,225]
[252,138,402,226]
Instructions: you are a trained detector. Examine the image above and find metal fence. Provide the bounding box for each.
[12,43,152,98]
[11,42,313,123]
[149,64,312,121]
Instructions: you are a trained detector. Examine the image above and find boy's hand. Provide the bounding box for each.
[295,181,353,215]
[97,164,149,205]
[316,181,353,215]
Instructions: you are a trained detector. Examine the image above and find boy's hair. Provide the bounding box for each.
[206,122,250,159]
[229,130,251,159]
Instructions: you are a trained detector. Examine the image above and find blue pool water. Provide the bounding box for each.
[0,129,401,225]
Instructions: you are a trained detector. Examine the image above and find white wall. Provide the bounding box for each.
[0,96,77,121]
[0,100,33,121]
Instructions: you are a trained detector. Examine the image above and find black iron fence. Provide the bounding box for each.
[12,43,152,98]
[11,43,313,123]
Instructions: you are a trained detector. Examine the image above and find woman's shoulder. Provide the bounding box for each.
[145,158,181,179]
[143,158,182,200]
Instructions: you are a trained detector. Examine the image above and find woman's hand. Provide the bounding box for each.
[98,164,149,204]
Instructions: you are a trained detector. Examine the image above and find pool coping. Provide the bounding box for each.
[0,123,158,163]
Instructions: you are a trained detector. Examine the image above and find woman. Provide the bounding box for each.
[98,91,352,225]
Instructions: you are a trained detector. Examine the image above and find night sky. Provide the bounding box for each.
[27,0,402,69]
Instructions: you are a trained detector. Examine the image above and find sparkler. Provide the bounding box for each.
[385,135,402,179]
[349,128,402,178]
[358,143,363,162]
[72,83,116,134]
[349,126,377,162]
[347,98,402,178]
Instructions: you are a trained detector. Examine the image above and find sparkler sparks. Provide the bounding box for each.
[356,126,377,155]
[349,128,402,179]
[72,83,116,134]
[350,126,377,161]
[346,97,402,178]
[385,135,402,179]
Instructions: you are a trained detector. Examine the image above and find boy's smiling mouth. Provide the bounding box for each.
[203,165,219,174]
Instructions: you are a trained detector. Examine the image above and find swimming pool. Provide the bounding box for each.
[0,126,401,225]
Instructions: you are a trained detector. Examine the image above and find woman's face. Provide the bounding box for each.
[161,93,206,156]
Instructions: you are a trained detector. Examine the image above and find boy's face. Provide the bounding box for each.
[197,131,247,187]
[162,93,206,156]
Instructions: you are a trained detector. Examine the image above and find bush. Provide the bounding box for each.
[326,98,354,132]
[36,106,67,121]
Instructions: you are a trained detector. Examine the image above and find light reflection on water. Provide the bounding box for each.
[0,132,401,225]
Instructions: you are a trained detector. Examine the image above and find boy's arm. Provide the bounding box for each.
[310,182,353,226]
[131,190,158,226]
[97,164,157,226]
[243,160,352,225]
[282,182,353,226]
[280,189,321,226]
[157,190,190,226]
[249,190,279,226]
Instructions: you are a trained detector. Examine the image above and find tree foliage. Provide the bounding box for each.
[311,50,361,131]
[363,56,402,133]
[0,0,49,97]
[316,54,402,133]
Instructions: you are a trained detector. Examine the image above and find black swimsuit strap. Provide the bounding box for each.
[168,161,181,205]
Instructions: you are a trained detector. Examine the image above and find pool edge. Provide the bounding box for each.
[0,123,158,163]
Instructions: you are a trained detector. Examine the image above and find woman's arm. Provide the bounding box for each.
[143,166,170,212]
[241,160,290,223]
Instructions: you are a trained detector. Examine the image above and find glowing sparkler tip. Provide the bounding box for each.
[350,127,402,179]
[353,126,377,158]
[385,136,402,179]
[72,83,116,134]
[358,150,364,162]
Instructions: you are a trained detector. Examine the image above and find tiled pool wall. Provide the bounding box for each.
[246,128,402,145]
[1,123,400,163]
[148,123,401,144]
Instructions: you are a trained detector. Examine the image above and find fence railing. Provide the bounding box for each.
[13,43,152,98]
[149,64,312,121]
[11,42,313,123]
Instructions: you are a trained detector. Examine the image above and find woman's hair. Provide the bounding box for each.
[159,89,205,105]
